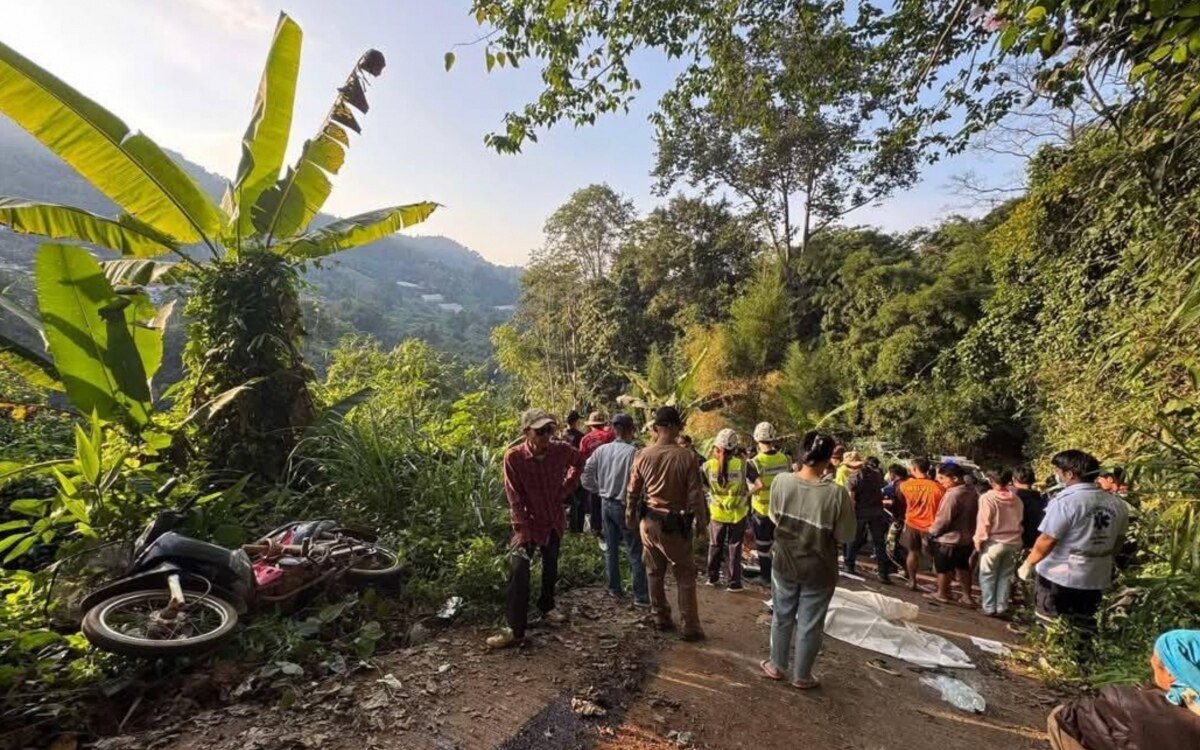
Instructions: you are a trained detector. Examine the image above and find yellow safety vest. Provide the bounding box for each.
[751,451,790,516]
[705,457,748,524]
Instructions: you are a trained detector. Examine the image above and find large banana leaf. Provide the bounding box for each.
[0,332,63,391]
[229,13,302,239]
[253,50,386,242]
[0,198,177,258]
[0,40,224,243]
[101,259,184,286]
[35,244,152,426]
[274,203,439,259]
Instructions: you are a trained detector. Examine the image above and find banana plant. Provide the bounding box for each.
[617,347,727,426]
[0,12,436,276]
[0,13,437,475]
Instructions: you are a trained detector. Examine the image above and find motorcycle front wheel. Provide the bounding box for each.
[82,589,239,657]
[346,547,402,583]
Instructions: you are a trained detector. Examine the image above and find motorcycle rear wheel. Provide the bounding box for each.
[346,547,402,583]
[82,589,238,657]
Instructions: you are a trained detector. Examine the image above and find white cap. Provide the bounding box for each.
[753,422,777,442]
[715,428,738,450]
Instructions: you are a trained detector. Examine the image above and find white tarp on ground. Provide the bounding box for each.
[823,588,975,669]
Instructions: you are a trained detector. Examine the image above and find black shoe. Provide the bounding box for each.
[727,581,745,592]
[680,629,707,642]
[878,574,893,585]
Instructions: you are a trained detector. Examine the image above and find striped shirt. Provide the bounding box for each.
[769,473,856,588]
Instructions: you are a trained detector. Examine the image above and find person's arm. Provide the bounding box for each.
[929,491,954,538]
[626,452,644,530]
[687,454,709,527]
[581,451,600,496]
[503,452,533,544]
[746,460,762,494]
[846,472,860,509]
[834,486,857,544]
[1019,500,1071,579]
[559,445,584,501]
[974,495,993,550]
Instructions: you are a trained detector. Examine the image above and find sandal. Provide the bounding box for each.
[760,659,784,680]
[866,658,900,677]
[923,593,955,605]
[791,677,820,690]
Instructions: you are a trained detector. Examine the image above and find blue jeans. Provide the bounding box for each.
[769,570,835,682]
[602,498,648,603]
[978,540,1020,614]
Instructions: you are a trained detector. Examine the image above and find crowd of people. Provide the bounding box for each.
[489,406,1200,747]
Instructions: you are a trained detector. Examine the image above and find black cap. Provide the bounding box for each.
[566,410,582,424]
[612,412,635,430]
[653,406,682,427]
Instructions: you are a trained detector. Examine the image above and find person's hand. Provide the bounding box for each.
[1017,560,1034,581]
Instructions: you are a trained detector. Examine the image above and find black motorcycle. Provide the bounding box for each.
[73,481,401,657]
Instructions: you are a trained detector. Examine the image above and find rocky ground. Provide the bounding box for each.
[80,565,1061,750]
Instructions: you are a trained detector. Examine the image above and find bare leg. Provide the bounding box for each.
[906,549,921,591]
[955,568,975,606]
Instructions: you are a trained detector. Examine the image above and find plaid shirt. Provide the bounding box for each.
[503,440,583,546]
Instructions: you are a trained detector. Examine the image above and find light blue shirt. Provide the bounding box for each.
[582,439,637,502]
[1037,482,1129,590]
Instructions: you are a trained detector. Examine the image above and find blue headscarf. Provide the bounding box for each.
[1154,630,1200,708]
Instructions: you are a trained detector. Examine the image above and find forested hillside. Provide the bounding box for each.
[0,118,520,366]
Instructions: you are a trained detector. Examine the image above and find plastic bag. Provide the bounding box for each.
[919,674,986,713]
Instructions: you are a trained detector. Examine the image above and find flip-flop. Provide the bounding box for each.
[791,677,820,690]
[760,659,784,680]
[866,658,900,677]
[923,593,955,605]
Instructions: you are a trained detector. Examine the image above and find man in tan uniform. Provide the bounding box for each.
[626,406,709,640]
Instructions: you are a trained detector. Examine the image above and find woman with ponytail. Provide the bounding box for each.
[704,428,750,591]
[760,432,856,689]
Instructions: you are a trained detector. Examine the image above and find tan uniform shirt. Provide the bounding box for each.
[626,442,708,528]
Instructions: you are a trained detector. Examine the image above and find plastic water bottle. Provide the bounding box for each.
[920,675,986,713]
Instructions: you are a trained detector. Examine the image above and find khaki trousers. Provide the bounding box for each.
[640,517,701,634]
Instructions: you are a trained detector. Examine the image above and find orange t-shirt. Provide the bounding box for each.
[899,477,945,532]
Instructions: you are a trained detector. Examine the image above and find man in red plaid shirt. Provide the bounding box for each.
[487,408,584,649]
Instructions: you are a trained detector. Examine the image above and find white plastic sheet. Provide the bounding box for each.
[823,588,974,669]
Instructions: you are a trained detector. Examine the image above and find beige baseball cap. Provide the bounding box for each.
[519,408,557,431]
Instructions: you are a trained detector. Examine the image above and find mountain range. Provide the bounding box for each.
[0,117,521,363]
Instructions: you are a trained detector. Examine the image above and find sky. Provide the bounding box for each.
[1,0,1023,267]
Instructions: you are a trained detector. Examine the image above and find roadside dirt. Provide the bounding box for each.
[87,565,1060,750]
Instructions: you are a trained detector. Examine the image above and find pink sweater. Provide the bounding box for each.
[974,488,1024,547]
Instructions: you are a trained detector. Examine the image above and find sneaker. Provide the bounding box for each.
[633,599,651,609]
[704,578,720,587]
[727,581,745,592]
[486,629,522,649]
[604,590,624,601]
[680,629,707,642]
[542,609,567,625]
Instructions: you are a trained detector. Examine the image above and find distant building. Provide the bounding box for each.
[396,281,421,288]
[438,303,464,314]
[420,293,445,303]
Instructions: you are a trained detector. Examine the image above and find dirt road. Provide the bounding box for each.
[98,566,1056,750]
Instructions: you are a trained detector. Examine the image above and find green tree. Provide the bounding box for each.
[542,183,635,281]
[0,13,436,480]
[653,1,921,265]
[619,196,758,333]
[724,262,791,377]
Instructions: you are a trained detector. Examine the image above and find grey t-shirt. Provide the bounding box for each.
[1036,483,1129,590]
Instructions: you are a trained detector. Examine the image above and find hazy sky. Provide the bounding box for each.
[2,0,1021,267]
